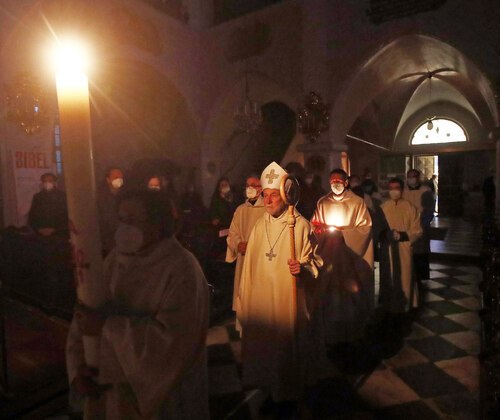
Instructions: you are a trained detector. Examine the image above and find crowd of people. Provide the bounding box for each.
[14,163,438,419]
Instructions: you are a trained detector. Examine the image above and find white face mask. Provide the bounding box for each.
[389,190,402,200]
[331,183,345,195]
[407,177,418,187]
[246,186,258,199]
[42,182,55,191]
[220,185,231,195]
[111,178,124,189]
[114,223,144,254]
[148,185,161,191]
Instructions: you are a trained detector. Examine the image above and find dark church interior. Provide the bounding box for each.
[0,0,499,418]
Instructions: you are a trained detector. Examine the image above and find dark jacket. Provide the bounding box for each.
[28,189,69,236]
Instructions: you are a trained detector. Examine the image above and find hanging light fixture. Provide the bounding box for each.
[296,91,330,143]
[426,72,435,131]
[5,71,47,134]
[234,65,262,133]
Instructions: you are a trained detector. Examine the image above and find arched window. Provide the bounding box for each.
[411,118,467,145]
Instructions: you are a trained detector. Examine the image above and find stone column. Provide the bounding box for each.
[301,0,328,95]
[299,0,345,185]
[297,141,347,190]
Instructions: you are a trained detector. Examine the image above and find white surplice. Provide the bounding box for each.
[226,196,266,312]
[66,236,209,419]
[402,185,434,254]
[380,198,422,312]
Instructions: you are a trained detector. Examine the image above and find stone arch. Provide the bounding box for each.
[90,58,200,175]
[329,34,498,149]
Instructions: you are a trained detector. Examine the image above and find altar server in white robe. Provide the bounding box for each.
[237,162,323,406]
[311,168,374,345]
[403,169,434,281]
[379,177,422,314]
[226,175,265,330]
[66,190,209,419]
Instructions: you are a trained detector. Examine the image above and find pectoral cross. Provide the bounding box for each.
[266,250,277,261]
[265,169,279,185]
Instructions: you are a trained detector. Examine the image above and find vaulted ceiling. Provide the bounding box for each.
[335,35,498,151]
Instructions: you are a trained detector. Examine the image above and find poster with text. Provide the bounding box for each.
[11,149,56,226]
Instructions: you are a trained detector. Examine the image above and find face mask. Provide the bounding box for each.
[305,177,313,186]
[407,177,418,187]
[331,183,345,195]
[42,182,55,191]
[111,178,124,189]
[246,186,258,199]
[389,190,402,200]
[114,223,144,254]
[220,185,231,195]
[148,185,161,191]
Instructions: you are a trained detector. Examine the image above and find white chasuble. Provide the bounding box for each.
[237,209,322,401]
[226,196,266,313]
[311,190,374,344]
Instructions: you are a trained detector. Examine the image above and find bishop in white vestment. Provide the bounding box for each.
[237,162,322,403]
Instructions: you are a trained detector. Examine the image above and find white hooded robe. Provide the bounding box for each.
[66,236,209,419]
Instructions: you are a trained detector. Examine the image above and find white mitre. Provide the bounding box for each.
[260,161,288,190]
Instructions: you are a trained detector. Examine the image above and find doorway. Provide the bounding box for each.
[413,155,438,213]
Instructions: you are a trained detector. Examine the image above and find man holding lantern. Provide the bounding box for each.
[311,168,374,347]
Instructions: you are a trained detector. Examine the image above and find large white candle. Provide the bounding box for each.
[55,43,105,369]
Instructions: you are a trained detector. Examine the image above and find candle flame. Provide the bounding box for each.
[52,39,90,81]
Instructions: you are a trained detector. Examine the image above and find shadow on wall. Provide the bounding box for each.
[91,59,200,176]
[220,101,296,185]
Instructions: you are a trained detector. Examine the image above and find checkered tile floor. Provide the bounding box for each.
[430,217,482,258]
[206,261,481,419]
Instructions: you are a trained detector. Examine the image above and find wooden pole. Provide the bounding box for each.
[288,204,297,320]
